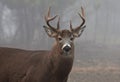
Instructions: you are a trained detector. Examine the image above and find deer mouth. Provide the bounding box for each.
[60,50,73,57]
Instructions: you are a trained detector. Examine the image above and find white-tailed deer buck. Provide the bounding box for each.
[0,7,86,82]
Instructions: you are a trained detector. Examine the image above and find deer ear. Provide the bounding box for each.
[72,25,86,37]
[43,26,57,37]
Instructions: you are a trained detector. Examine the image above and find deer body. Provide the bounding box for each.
[0,45,73,82]
[0,7,85,82]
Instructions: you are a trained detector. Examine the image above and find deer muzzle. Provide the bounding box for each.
[62,43,71,53]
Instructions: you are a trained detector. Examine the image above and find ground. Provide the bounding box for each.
[68,66,120,82]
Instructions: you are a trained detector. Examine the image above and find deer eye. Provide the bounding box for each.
[70,37,74,41]
[58,37,62,41]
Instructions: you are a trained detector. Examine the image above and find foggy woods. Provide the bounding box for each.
[0,0,120,82]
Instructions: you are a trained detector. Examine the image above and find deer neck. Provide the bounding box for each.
[49,43,74,79]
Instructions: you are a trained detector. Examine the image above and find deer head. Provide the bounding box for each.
[43,7,86,55]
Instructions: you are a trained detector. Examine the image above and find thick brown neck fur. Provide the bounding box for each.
[48,42,74,80]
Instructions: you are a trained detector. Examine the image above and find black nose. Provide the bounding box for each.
[63,46,71,52]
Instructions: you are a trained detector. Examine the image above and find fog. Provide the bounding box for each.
[0,0,120,82]
[0,0,120,48]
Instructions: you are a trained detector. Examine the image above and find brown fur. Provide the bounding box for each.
[0,39,74,82]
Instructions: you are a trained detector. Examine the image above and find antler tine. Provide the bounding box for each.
[47,7,50,17]
[74,7,85,31]
[57,16,60,30]
[70,20,73,31]
[45,7,58,31]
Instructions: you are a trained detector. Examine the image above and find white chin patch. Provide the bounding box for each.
[62,43,71,50]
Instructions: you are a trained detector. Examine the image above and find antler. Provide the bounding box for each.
[45,7,60,31]
[70,7,86,37]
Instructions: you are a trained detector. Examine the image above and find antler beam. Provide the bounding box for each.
[70,7,86,33]
[45,7,60,31]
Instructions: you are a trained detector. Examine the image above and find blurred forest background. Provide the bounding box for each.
[0,0,120,82]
